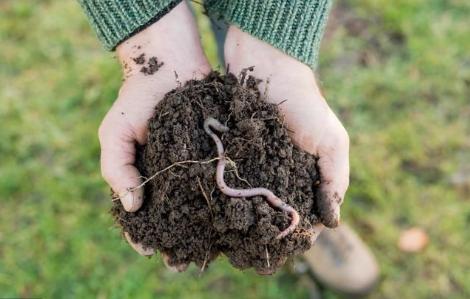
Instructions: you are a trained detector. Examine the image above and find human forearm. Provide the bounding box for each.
[205,0,332,70]
[77,0,183,51]
[116,1,210,79]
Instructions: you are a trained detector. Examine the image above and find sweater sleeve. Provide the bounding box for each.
[204,0,332,70]
[77,0,183,51]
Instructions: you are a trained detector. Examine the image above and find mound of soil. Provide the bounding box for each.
[112,71,320,273]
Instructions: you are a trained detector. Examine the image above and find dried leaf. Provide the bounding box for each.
[398,227,429,253]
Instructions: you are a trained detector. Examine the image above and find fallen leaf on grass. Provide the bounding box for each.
[398,227,429,253]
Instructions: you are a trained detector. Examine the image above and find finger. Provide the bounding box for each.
[162,252,189,273]
[99,122,144,212]
[124,232,155,256]
[257,269,275,275]
[315,110,350,228]
[309,222,325,243]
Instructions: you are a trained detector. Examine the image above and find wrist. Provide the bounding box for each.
[206,0,331,70]
[117,2,210,78]
[225,26,320,95]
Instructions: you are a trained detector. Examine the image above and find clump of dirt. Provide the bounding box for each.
[130,53,164,75]
[112,71,320,274]
[141,57,164,76]
[132,53,145,65]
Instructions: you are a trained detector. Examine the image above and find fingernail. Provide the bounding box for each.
[162,253,189,273]
[119,188,143,212]
[124,232,155,256]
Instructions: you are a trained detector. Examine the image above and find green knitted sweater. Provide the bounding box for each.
[78,0,332,69]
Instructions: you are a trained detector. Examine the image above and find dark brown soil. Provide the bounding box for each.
[130,53,164,75]
[112,71,321,274]
[132,53,145,65]
[141,57,164,76]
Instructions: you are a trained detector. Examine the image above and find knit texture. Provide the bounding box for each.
[77,0,182,50]
[205,0,332,69]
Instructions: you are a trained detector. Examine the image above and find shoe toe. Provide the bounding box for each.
[302,223,379,295]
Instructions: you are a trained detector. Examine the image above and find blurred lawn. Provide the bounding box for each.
[0,0,469,298]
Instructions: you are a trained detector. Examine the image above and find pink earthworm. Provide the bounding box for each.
[204,117,300,239]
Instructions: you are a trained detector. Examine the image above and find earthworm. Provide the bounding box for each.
[204,117,300,239]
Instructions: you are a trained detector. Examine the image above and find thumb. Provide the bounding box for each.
[99,122,144,212]
[315,110,350,228]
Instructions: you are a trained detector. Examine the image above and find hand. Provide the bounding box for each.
[224,27,350,234]
[98,2,210,270]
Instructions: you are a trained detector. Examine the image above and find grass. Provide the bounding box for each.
[0,0,469,298]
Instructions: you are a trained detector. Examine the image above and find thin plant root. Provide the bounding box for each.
[116,158,220,201]
[204,117,300,239]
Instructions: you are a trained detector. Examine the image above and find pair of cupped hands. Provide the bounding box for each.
[100,2,349,273]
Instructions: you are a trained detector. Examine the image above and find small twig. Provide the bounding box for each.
[200,254,209,277]
[266,246,271,269]
[200,227,214,277]
[224,111,233,129]
[209,187,215,202]
[174,70,181,87]
[118,158,220,200]
[197,176,213,220]
[159,111,169,120]
[199,231,214,276]
[195,97,207,114]
[204,117,300,239]
[137,158,219,189]
[250,111,258,121]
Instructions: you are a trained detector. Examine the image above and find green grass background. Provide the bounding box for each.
[1,0,469,298]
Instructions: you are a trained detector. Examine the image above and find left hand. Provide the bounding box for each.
[98,2,211,272]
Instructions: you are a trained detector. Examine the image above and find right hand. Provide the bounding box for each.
[224,27,350,261]
[98,2,210,271]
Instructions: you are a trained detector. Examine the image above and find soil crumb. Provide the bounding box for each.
[141,56,164,76]
[132,53,145,65]
[112,71,320,274]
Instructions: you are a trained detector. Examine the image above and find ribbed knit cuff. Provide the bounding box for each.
[78,0,182,51]
[205,0,332,70]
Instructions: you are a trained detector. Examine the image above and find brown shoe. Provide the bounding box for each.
[301,223,379,295]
